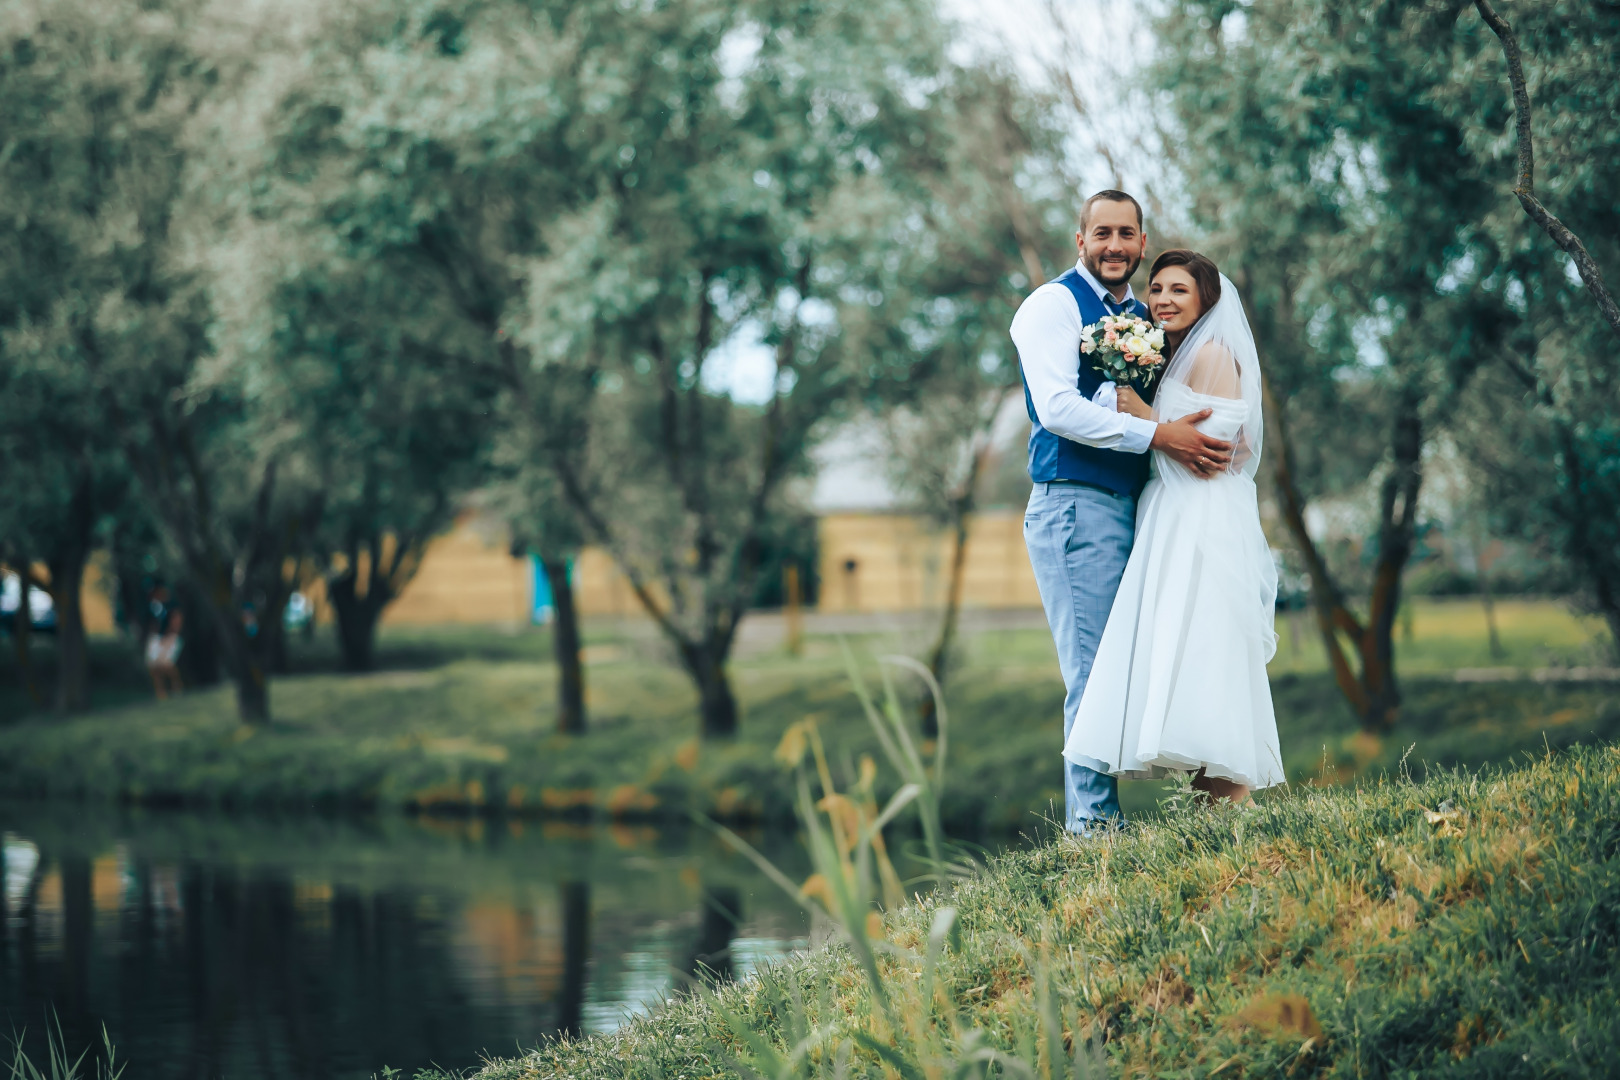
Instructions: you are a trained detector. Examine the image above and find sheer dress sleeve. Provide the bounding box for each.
[1184,342,1242,399]
[1183,342,1253,471]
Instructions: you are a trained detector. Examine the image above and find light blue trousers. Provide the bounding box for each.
[1023,481,1137,832]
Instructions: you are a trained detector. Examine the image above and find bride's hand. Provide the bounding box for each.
[1115,386,1153,419]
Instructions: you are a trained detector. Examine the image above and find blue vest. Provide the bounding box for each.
[1021,269,1153,496]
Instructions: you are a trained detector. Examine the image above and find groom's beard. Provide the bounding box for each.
[1084,251,1142,287]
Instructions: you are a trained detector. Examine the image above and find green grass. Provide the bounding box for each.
[1264,596,1612,676]
[440,742,1620,1079]
[0,599,1612,829]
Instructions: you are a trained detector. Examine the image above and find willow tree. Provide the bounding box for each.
[0,1,161,712]
[1446,0,1620,654]
[1152,0,1522,730]
[0,0,322,723]
[246,260,497,673]
[249,0,1024,738]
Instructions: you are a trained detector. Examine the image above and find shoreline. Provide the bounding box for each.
[430,743,1620,1079]
[1,664,1615,828]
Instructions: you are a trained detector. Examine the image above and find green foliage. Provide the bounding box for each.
[1149,0,1620,723]
[202,0,1068,736]
[267,259,498,670]
[0,0,335,721]
[0,0,203,712]
[1150,0,1620,669]
[1433,0,1620,654]
[1,0,1075,723]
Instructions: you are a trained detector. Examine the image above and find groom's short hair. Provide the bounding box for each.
[1081,190,1144,231]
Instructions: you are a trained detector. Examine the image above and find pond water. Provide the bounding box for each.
[0,801,830,1079]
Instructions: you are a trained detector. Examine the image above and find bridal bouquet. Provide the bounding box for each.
[1080,314,1167,392]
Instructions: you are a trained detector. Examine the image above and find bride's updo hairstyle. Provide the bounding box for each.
[1149,249,1222,316]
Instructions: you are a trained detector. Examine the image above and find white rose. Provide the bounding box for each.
[1147,328,1165,348]
[1125,335,1150,356]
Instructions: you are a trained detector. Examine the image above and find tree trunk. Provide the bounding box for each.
[328,572,384,673]
[264,604,290,675]
[9,578,42,707]
[335,601,379,673]
[1356,400,1423,731]
[1496,354,1620,663]
[783,564,804,657]
[196,571,273,726]
[1477,555,1505,661]
[49,471,96,714]
[326,534,428,673]
[176,579,221,687]
[1552,423,1620,663]
[687,645,739,738]
[233,663,270,725]
[919,509,972,738]
[1267,380,1421,732]
[542,555,586,734]
[49,549,92,714]
[214,596,278,726]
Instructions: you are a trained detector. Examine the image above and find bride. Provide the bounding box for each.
[1062,249,1284,804]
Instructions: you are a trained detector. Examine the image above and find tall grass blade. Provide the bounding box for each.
[697,651,1084,1080]
[879,653,950,793]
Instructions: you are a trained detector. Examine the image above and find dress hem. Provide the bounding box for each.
[1062,748,1285,790]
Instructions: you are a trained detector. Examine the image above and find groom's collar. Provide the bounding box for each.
[1073,259,1136,308]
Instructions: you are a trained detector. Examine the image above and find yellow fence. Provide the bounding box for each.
[814,511,1040,614]
[355,518,645,625]
[58,510,1043,632]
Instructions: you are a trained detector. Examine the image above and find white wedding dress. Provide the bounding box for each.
[1063,276,1285,789]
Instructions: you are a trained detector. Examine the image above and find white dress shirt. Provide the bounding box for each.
[1011,259,1158,454]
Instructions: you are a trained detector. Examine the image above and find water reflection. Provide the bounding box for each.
[686,886,741,987]
[0,803,812,1080]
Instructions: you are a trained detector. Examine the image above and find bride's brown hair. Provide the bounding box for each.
[1149,249,1222,315]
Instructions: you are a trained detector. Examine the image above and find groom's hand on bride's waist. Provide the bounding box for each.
[1151,410,1232,478]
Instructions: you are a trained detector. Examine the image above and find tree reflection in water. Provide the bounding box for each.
[685,886,742,989]
[0,804,810,1080]
[556,881,589,1039]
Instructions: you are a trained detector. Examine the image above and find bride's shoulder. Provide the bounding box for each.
[1193,340,1237,369]
[1184,341,1242,398]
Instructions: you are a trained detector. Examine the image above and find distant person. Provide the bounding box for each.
[145,586,184,699]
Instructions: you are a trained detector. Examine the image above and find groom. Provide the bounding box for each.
[1012,190,1233,834]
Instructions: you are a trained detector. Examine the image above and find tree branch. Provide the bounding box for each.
[1263,377,1369,712]
[718,261,814,654]
[1473,0,1620,340]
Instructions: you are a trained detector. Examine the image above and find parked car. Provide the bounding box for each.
[284,590,313,631]
[0,571,56,635]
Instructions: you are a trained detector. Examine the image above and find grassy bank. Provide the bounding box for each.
[0,600,1613,828]
[444,742,1620,1078]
